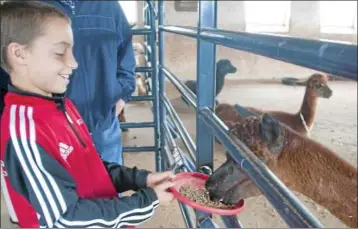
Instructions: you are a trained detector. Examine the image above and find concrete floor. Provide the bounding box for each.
[1,80,357,228]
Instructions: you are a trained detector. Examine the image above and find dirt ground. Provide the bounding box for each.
[1,80,357,228]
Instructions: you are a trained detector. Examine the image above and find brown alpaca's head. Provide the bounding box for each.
[215,103,243,128]
[306,73,333,99]
[205,114,287,205]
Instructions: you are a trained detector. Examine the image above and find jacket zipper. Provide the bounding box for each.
[58,101,87,148]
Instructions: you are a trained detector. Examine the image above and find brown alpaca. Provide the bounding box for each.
[215,73,333,136]
[206,114,357,228]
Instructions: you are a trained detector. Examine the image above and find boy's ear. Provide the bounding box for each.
[7,43,28,66]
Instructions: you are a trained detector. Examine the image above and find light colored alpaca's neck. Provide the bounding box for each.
[277,135,357,228]
[298,87,318,130]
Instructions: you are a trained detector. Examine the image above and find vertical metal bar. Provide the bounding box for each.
[144,1,150,81]
[195,0,217,228]
[195,0,217,171]
[143,2,147,51]
[158,0,166,172]
[147,1,161,172]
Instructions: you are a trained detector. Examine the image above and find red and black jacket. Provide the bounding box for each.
[0,85,158,228]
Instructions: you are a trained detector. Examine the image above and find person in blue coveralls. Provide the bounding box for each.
[2,0,136,165]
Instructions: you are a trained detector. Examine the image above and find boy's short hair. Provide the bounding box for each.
[0,1,70,72]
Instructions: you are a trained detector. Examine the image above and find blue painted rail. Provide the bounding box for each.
[123,0,357,228]
[121,1,163,172]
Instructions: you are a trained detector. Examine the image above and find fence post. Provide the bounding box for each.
[195,0,217,227]
[195,1,217,173]
[158,0,166,172]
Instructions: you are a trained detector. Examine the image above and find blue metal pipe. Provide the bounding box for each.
[163,123,183,167]
[123,146,156,152]
[162,128,196,229]
[159,25,357,80]
[143,2,150,82]
[131,28,151,35]
[162,121,197,229]
[164,121,196,173]
[162,144,174,168]
[195,0,217,183]
[180,149,197,172]
[119,122,155,129]
[197,215,219,228]
[146,1,161,172]
[163,122,196,174]
[198,107,323,228]
[221,216,243,228]
[159,25,196,38]
[135,67,152,73]
[161,21,242,230]
[195,1,217,228]
[161,66,197,108]
[144,42,152,55]
[127,95,154,102]
[162,95,197,162]
[158,0,166,173]
[178,202,195,228]
[162,107,216,229]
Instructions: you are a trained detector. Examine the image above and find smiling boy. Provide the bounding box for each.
[0,1,174,228]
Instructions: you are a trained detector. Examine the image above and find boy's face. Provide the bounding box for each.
[23,17,78,96]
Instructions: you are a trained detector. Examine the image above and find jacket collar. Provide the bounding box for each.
[7,84,65,108]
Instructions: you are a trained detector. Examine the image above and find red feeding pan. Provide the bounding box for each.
[168,172,245,216]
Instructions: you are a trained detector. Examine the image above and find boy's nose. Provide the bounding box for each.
[67,56,78,70]
[71,60,79,70]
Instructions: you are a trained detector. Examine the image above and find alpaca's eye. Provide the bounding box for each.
[316,83,323,89]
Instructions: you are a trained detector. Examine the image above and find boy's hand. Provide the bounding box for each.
[153,181,175,205]
[146,171,175,188]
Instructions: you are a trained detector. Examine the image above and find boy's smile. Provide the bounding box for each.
[59,74,70,84]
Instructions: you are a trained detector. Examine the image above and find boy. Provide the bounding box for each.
[0,1,174,228]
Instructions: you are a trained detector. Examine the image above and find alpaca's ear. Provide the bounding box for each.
[260,114,285,155]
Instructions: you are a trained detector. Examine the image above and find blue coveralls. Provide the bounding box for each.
[46,0,136,165]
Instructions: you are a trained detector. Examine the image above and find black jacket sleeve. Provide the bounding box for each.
[3,139,159,228]
[102,161,151,193]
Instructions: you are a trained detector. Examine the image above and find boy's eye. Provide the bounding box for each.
[55,53,65,56]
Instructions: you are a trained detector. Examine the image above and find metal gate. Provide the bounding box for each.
[122,0,358,228]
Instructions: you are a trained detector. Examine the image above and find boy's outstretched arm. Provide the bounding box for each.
[102,161,176,193]
[3,140,159,228]
[102,161,150,193]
